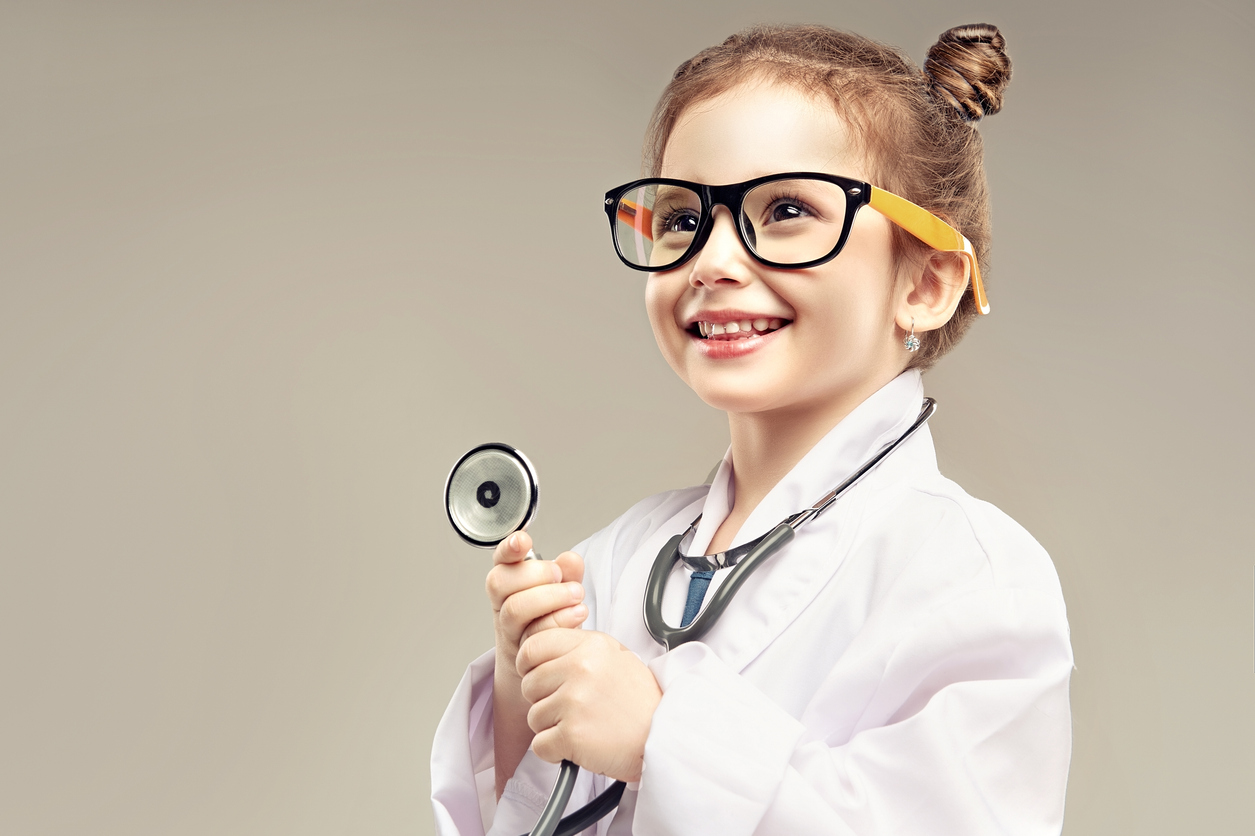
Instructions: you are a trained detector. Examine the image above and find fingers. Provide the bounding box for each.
[487,539,584,609]
[519,631,659,781]
[499,582,585,645]
[525,686,565,733]
[519,652,566,704]
[519,602,588,645]
[529,719,572,765]
[487,539,589,667]
[516,627,592,678]
[553,550,584,585]
[493,531,533,566]
[518,551,588,640]
[485,553,562,613]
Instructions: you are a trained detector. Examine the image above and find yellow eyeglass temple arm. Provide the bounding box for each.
[869,187,990,315]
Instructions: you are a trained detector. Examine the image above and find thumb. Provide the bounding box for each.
[553,550,585,585]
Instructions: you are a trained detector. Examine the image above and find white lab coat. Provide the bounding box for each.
[431,371,1072,835]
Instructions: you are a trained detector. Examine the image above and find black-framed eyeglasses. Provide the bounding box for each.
[603,171,989,313]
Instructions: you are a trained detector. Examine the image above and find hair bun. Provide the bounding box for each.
[924,24,1011,121]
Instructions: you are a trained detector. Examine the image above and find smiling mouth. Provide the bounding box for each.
[688,318,790,339]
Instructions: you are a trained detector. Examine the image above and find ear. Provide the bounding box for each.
[893,250,969,335]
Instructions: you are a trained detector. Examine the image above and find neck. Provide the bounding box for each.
[725,370,904,523]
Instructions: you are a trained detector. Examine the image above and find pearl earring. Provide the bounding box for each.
[904,319,920,353]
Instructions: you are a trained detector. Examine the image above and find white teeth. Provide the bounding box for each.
[696,318,788,337]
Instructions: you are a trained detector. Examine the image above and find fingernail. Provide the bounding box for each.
[551,563,563,582]
[567,582,583,600]
[508,533,519,550]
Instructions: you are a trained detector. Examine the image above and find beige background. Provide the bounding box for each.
[1,0,1250,833]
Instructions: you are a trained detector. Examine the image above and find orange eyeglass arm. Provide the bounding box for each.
[616,200,654,242]
[869,187,990,315]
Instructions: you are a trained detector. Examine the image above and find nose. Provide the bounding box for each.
[686,205,755,290]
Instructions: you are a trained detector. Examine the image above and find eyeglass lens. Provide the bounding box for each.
[613,178,851,269]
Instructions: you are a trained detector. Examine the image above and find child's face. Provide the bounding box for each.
[646,80,910,420]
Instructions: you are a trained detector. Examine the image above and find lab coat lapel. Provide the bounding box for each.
[694,371,928,674]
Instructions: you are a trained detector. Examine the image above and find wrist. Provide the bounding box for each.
[492,660,537,799]
[493,659,528,709]
[494,646,523,683]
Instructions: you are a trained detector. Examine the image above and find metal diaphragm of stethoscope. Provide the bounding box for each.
[443,398,936,836]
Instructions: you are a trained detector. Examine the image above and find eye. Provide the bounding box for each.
[765,199,810,224]
[655,209,700,238]
[669,211,700,233]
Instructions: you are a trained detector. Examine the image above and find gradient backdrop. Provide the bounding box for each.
[1,1,1250,833]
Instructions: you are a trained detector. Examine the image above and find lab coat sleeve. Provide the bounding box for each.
[431,648,581,836]
[635,586,1072,836]
[431,649,496,836]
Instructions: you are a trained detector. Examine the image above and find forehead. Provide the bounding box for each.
[659,80,869,184]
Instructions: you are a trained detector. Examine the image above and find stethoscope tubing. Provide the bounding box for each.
[645,396,935,651]
[644,522,797,651]
[525,765,625,836]
[519,398,936,836]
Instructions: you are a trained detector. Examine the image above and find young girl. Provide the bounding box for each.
[433,23,1072,836]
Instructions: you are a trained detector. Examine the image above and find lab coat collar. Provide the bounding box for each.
[691,369,927,554]
[606,369,936,674]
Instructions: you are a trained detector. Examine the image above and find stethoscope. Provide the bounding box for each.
[445,398,936,836]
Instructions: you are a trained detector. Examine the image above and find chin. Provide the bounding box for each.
[690,384,784,415]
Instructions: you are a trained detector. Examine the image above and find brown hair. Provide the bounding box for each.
[644,24,1012,369]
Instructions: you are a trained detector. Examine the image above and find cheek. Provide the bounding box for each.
[644,276,677,341]
[845,212,897,271]
[824,219,900,324]
[643,277,663,325]
[643,275,690,376]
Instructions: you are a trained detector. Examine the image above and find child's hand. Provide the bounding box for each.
[486,531,587,682]
[517,628,662,783]
[488,531,587,797]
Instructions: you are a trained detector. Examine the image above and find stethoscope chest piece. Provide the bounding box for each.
[444,442,539,548]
